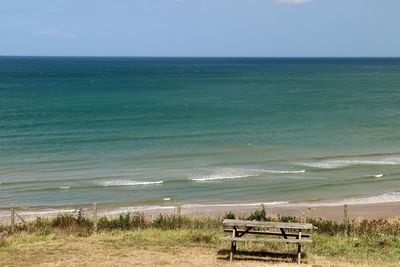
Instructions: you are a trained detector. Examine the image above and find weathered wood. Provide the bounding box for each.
[10,205,15,234]
[237,227,252,237]
[280,228,288,239]
[223,219,315,230]
[229,227,237,261]
[176,202,181,217]
[297,230,302,264]
[93,203,98,233]
[224,229,311,238]
[220,236,312,244]
[343,204,349,237]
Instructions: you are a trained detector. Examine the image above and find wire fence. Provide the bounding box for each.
[1,201,400,233]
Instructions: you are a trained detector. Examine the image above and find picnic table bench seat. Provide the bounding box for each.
[221,219,316,264]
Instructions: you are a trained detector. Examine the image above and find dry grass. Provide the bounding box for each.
[0,230,398,267]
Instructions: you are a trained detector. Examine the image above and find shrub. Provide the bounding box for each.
[50,209,93,236]
[246,205,267,221]
[151,214,185,230]
[353,219,400,237]
[223,211,235,220]
[97,212,147,231]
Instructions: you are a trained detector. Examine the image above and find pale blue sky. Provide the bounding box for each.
[1,0,399,57]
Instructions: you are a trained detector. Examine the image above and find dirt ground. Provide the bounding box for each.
[0,233,380,267]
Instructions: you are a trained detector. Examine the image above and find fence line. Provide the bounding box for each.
[2,201,400,235]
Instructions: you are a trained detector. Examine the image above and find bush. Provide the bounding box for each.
[246,205,267,221]
[97,212,147,231]
[50,209,93,236]
[151,214,185,230]
[223,211,235,220]
[353,219,400,237]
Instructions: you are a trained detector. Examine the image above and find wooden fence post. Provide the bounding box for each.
[176,202,181,217]
[10,204,15,234]
[92,203,98,233]
[343,204,349,237]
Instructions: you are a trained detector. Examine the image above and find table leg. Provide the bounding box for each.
[230,227,237,262]
[297,230,302,264]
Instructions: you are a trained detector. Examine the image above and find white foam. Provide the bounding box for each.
[100,180,164,187]
[365,174,384,178]
[347,192,400,204]
[192,174,256,182]
[289,192,400,207]
[190,168,261,182]
[298,157,400,169]
[163,198,171,201]
[191,167,305,182]
[60,186,71,190]
[256,169,306,174]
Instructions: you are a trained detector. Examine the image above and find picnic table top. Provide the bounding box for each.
[222,219,315,230]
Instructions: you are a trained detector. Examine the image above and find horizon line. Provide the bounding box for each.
[1,55,400,59]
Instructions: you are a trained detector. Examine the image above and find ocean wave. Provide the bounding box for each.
[99,180,164,187]
[191,174,256,182]
[190,168,260,182]
[302,192,400,206]
[60,186,71,190]
[364,174,384,178]
[298,157,400,169]
[190,167,305,182]
[256,169,306,174]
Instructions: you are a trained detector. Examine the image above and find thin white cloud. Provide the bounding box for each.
[32,28,77,39]
[275,0,313,4]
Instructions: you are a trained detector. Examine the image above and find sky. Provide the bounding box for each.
[0,0,399,57]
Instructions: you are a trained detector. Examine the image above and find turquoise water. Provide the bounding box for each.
[1,57,400,208]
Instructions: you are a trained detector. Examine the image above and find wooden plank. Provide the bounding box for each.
[93,203,98,233]
[224,229,311,238]
[280,228,288,239]
[237,227,252,237]
[223,219,315,230]
[10,206,15,234]
[230,227,237,262]
[220,237,312,244]
[297,230,302,264]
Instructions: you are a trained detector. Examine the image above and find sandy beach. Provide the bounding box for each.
[2,200,400,225]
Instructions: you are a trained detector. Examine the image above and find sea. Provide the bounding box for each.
[1,57,400,209]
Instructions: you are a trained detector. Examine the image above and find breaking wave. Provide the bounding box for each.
[256,169,306,174]
[298,157,400,169]
[99,180,164,187]
[191,174,256,182]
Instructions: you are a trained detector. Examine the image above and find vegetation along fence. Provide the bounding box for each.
[1,201,400,237]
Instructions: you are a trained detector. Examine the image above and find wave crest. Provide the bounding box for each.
[298,157,400,169]
[257,169,306,174]
[191,174,256,182]
[99,180,164,187]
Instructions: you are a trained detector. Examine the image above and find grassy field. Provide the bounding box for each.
[1,229,400,266]
[1,209,400,266]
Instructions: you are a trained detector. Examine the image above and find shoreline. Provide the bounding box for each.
[1,200,400,224]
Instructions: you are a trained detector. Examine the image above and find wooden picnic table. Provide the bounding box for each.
[221,219,316,264]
